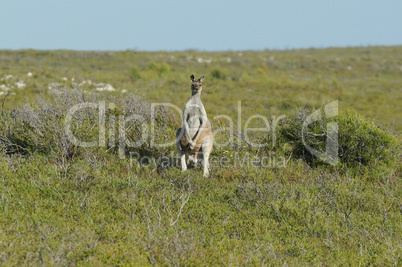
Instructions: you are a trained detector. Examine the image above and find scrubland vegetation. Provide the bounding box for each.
[0,47,401,265]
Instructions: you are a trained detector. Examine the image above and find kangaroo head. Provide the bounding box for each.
[190,74,205,95]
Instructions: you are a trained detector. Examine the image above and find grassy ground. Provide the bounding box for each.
[0,47,401,265]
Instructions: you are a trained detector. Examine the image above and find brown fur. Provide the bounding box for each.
[179,120,212,156]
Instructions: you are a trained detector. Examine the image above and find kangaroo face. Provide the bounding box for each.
[191,81,202,94]
[190,74,205,95]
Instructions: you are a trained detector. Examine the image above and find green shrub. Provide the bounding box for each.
[272,108,400,170]
[148,61,170,76]
[159,62,171,75]
[337,110,399,167]
[210,68,227,80]
[128,66,141,79]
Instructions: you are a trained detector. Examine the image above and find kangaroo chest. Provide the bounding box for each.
[184,103,206,137]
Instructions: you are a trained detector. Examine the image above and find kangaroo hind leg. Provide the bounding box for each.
[176,128,187,171]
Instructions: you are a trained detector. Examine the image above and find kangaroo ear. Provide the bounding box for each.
[190,74,195,82]
[198,75,205,82]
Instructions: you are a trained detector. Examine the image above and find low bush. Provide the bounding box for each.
[128,66,141,80]
[0,85,178,161]
[149,61,171,76]
[210,68,227,80]
[273,107,400,172]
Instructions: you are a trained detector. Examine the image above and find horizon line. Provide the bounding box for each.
[1,44,401,53]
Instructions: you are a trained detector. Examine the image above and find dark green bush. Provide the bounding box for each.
[210,68,227,80]
[337,111,399,167]
[271,108,400,170]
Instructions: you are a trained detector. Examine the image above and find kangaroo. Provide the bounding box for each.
[176,74,213,177]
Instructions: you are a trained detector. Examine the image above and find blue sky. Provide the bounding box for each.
[1,0,401,51]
